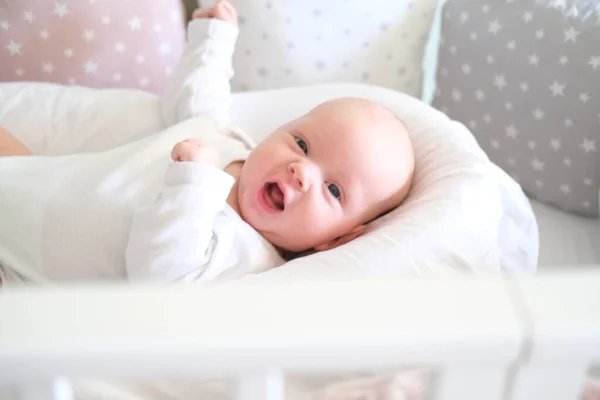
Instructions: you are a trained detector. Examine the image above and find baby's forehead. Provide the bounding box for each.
[308,107,406,146]
[311,98,404,129]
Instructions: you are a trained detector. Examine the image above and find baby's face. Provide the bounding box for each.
[237,98,414,253]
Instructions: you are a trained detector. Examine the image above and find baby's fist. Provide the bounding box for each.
[171,139,220,166]
[192,0,238,27]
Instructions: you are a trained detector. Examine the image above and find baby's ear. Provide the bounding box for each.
[314,225,366,252]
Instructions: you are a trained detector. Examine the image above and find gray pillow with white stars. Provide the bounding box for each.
[432,0,599,217]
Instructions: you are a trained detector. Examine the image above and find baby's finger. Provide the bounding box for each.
[221,1,237,18]
[181,138,206,147]
[192,8,213,19]
[215,1,229,15]
[215,2,237,25]
[171,144,183,161]
[213,4,229,20]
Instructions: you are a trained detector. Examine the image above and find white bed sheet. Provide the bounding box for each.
[531,198,600,268]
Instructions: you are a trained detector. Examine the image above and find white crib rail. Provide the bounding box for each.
[1,269,599,400]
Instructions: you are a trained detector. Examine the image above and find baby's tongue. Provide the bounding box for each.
[271,184,284,210]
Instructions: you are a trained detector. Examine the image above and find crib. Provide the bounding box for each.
[1,268,599,400]
[1,0,599,398]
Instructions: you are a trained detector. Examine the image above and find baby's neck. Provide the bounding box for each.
[224,161,244,216]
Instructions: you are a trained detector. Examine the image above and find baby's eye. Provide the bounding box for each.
[327,183,341,200]
[296,138,308,154]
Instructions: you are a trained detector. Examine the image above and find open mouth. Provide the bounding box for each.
[263,182,285,212]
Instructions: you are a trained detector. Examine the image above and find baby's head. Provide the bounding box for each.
[237,97,415,254]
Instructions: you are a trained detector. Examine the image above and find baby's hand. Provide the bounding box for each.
[171,139,220,166]
[0,126,32,157]
[192,0,238,27]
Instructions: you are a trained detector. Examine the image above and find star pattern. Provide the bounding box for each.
[433,1,600,216]
[452,89,462,102]
[5,40,23,56]
[83,29,95,42]
[54,3,70,18]
[493,74,507,90]
[549,81,565,96]
[128,16,142,32]
[560,184,571,195]
[83,59,98,74]
[24,11,35,24]
[505,125,519,139]
[2,2,185,95]
[529,54,540,66]
[531,158,544,171]
[42,62,55,74]
[488,20,502,34]
[581,138,597,153]
[159,42,172,56]
[563,27,580,42]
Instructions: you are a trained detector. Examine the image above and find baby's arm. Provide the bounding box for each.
[0,126,32,157]
[125,140,232,282]
[161,1,239,127]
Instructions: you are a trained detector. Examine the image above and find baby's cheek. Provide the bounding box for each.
[293,206,338,240]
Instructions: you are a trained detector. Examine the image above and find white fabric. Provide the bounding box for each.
[162,18,238,127]
[0,17,538,285]
[0,118,282,284]
[0,18,237,155]
[0,18,283,285]
[0,80,539,277]
[197,0,438,98]
[530,198,600,268]
[228,84,539,278]
[0,13,541,400]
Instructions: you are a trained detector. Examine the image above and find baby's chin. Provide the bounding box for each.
[255,226,314,255]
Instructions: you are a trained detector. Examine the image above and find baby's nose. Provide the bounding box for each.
[288,161,315,192]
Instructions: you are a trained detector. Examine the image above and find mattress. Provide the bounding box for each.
[530,198,600,268]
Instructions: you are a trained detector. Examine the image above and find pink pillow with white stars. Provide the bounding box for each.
[0,1,186,94]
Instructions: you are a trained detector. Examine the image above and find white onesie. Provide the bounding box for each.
[0,19,284,285]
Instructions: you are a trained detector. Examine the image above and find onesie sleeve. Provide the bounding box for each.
[161,18,239,127]
[125,162,234,282]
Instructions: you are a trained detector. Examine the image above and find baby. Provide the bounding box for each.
[0,1,414,285]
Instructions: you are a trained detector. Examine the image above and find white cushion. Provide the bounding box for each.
[530,198,600,268]
[198,0,438,98]
[229,83,539,281]
[0,82,539,280]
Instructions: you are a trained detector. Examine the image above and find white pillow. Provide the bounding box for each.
[0,82,538,280]
[229,83,539,281]
[198,0,438,98]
